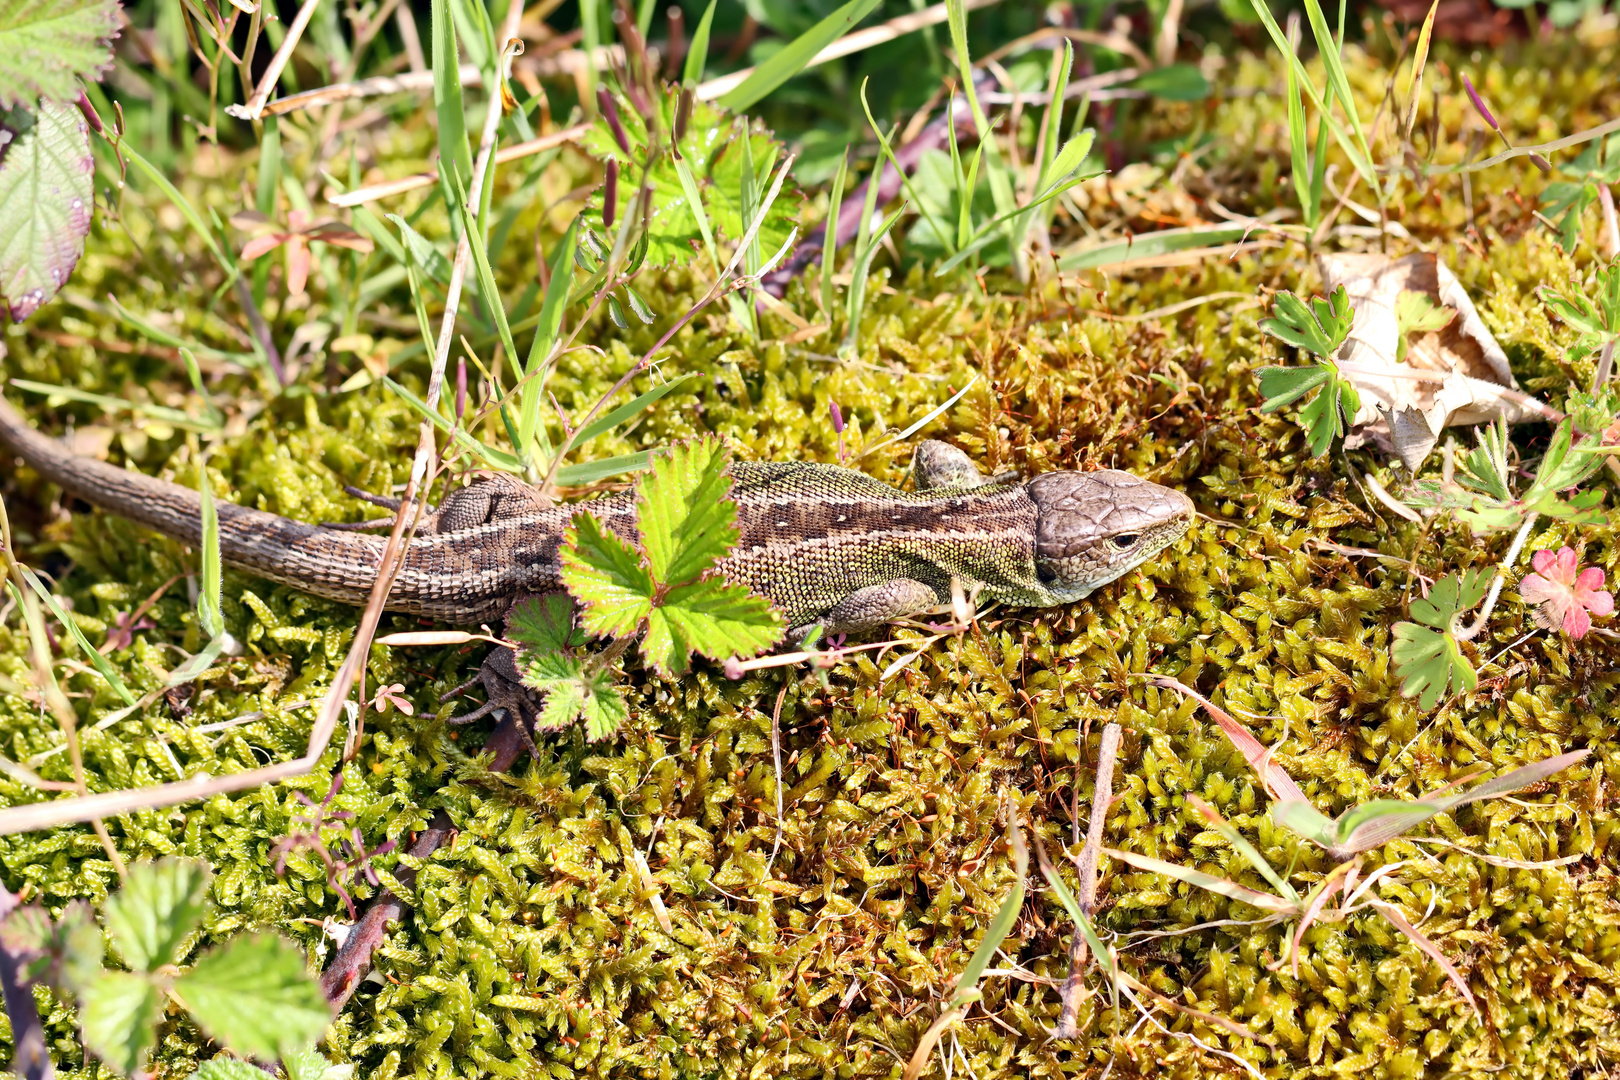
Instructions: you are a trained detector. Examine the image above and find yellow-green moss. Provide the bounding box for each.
[3,30,1620,1080]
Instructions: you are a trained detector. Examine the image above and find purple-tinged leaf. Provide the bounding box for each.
[0,100,93,320]
[0,0,119,108]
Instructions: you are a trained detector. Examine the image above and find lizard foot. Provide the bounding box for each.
[443,648,544,760]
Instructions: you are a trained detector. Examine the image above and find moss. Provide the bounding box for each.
[3,29,1620,1080]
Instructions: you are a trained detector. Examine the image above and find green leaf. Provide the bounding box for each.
[17,564,137,706]
[574,372,699,446]
[1059,223,1256,271]
[553,449,654,487]
[0,100,94,319]
[717,0,882,112]
[581,95,800,269]
[560,513,655,639]
[281,1047,345,1080]
[0,899,101,992]
[642,578,783,677]
[534,665,585,731]
[683,0,717,87]
[1391,621,1475,711]
[1256,365,1330,412]
[1125,63,1211,101]
[197,468,223,640]
[430,0,473,190]
[578,667,629,741]
[80,971,163,1075]
[173,935,332,1060]
[506,593,580,655]
[1396,290,1455,337]
[103,857,212,971]
[185,1059,273,1080]
[1259,286,1353,358]
[385,214,453,285]
[0,0,118,108]
[1408,570,1490,630]
[637,438,739,586]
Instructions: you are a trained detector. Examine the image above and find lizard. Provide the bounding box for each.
[0,393,1194,730]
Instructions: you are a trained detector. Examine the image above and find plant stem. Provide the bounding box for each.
[1052,721,1118,1039]
[1454,513,1538,642]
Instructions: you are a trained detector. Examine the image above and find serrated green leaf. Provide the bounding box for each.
[2,899,102,991]
[281,1048,346,1080]
[579,668,628,740]
[717,0,881,111]
[0,100,94,320]
[638,439,739,585]
[1396,290,1455,337]
[103,858,212,972]
[535,677,585,731]
[642,578,782,677]
[0,0,118,108]
[80,970,163,1075]
[185,1059,271,1080]
[506,593,579,656]
[173,935,331,1060]
[581,95,800,269]
[560,513,655,638]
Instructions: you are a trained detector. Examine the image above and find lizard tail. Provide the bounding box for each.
[0,393,387,608]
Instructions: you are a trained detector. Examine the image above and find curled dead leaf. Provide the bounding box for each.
[1320,252,1545,471]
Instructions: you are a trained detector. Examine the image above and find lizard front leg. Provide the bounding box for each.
[804,578,942,637]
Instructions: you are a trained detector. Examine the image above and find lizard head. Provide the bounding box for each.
[1024,470,1194,601]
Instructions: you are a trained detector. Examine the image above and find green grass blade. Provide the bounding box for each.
[858,81,950,256]
[8,380,218,433]
[952,813,1027,1004]
[843,204,904,351]
[844,167,884,345]
[255,116,281,217]
[819,151,848,317]
[672,156,718,271]
[718,0,882,112]
[1109,847,1296,915]
[575,373,700,445]
[554,449,655,486]
[1035,41,1074,192]
[18,566,137,707]
[1283,21,1313,230]
[432,0,473,189]
[383,376,524,471]
[580,0,600,104]
[1058,223,1260,271]
[121,142,233,275]
[1186,796,1300,904]
[518,220,578,462]
[684,0,717,88]
[196,467,223,640]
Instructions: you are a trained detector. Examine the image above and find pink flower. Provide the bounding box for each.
[1520,547,1614,639]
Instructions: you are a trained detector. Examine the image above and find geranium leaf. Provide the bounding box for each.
[0,100,94,320]
[173,934,332,1060]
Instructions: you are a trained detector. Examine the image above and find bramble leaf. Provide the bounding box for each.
[185,1060,271,1080]
[0,0,118,108]
[0,100,94,320]
[174,934,331,1060]
[561,513,655,639]
[506,593,582,655]
[103,858,211,972]
[641,578,783,677]
[80,971,163,1075]
[579,667,629,741]
[638,438,739,585]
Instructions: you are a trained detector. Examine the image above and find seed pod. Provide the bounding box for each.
[598,88,630,154]
[829,400,845,434]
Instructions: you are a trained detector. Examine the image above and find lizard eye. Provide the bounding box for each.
[1109,533,1139,550]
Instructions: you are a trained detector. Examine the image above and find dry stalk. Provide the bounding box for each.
[1051,721,1118,1039]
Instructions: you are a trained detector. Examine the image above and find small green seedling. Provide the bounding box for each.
[1394,291,1454,362]
[1390,569,1491,710]
[1540,262,1620,367]
[1256,285,1360,457]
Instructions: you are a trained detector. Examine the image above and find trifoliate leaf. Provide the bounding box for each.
[560,513,655,639]
[0,99,94,320]
[506,592,582,655]
[0,0,118,108]
[103,857,211,972]
[80,970,163,1076]
[173,934,332,1060]
[1391,621,1476,711]
[638,438,740,585]
[642,578,783,677]
[580,93,800,269]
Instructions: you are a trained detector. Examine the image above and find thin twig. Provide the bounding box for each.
[1052,721,1118,1039]
[329,124,589,207]
[232,0,322,120]
[764,679,790,877]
